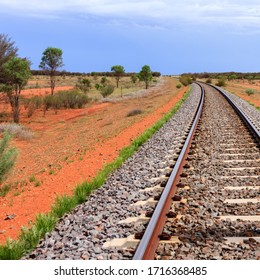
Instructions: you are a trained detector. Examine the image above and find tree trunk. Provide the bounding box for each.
[13,89,20,123]
[50,74,55,95]
[145,80,149,89]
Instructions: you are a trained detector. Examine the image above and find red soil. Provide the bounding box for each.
[22,86,74,97]
[225,81,260,107]
[0,80,187,244]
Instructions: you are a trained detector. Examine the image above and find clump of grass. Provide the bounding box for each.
[176,83,182,89]
[0,87,191,260]
[29,175,36,183]
[34,181,41,187]
[126,109,143,117]
[0,183,12,197]
[0,123,33,140]
[0,133,18,184]
[49,169,54,175]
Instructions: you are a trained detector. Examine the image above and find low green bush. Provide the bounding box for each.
[216,78,226,87]
[245,89,255,96]
[0,133,18,183]
[126,109,143,117]
[99,85,115,98]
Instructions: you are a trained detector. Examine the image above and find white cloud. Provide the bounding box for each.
[1,0,260,30]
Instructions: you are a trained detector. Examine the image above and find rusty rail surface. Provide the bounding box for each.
[133,83,205,260]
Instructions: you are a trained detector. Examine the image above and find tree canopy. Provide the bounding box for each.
[2,57,31,123]
[138,65,153,89]
[111,65,125,88]
[0,33,18,83]
[39,47,64,94]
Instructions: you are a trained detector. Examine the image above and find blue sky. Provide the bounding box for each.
[0,0,259,74]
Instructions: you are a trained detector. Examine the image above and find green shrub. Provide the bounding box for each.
[100,76,108,85]
[176,83,182,89]
[76,78,91,94]
[131,74,138,84]
[216,78,226,87]
[43,95,54,112]
[245,89,255,96]
[179,75,192,86]
[0,133,18,183]
[99,85,115,98]
[43,90,89,111]
[206,78,212,84]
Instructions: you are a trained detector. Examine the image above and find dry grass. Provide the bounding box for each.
[25,75,153,99]
[0,123,33,140]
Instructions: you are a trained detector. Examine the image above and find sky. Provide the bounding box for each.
[0,0,259,74]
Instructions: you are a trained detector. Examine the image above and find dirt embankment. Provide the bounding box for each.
[0,78,187,244]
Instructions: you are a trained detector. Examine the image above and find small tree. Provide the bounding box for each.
[39,47,64,95]
[138,65,153,89]
[0,132,18,183]
[111,65,125,88]
[2,57,31,123]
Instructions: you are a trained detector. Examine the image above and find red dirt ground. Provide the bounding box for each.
[224,80,260,107]
[0,79,187,244]
[22,86,74,97]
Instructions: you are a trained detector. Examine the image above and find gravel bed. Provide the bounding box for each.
[23,83,202,260]
[155,84,260,260]
[216,85,260,131]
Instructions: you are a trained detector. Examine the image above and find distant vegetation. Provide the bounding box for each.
[30,69,161,78]
[181,71,260,81]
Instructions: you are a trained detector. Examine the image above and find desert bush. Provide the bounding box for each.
[216,78,226,87]
[43,95,54,113]
[99,85,115,98]
[131,74,138,84]
[76,78,91,94]
[30,96,42,109]
[22,96,42,118]
[100,76,108,85]
[176,83,182,89]
[126,109,143,117]
[42,90,89,112]
[57,90,89,109]
[179,75,192,86]
[27,103,36,118]
[0,133,18,183]
[206,78,212,84]
[0,123,33,139]
[245,89,255,96]
[95,83,101,90]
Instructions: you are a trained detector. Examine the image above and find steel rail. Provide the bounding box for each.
[203,83,260,144]
[133,83,205,260]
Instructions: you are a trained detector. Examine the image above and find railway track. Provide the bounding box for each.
[25,82,259,260]
[130,82,260,260]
